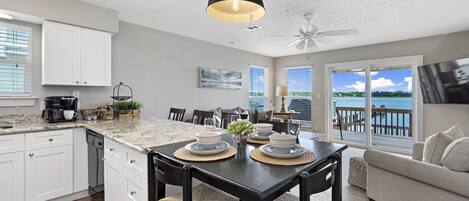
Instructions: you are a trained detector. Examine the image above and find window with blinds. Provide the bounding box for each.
[0,22,31,96]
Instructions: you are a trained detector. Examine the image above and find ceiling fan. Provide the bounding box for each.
[289,12,358,51]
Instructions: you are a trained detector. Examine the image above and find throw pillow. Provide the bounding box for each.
[423,132,453,165]
[442,124,465,140]
[441,137,469,172]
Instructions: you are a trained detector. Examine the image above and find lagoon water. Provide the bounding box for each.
[334,97,412,109]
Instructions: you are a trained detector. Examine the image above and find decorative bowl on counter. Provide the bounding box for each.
[195,131,222,145]
[269,134,297,148]
[81,109,100,121]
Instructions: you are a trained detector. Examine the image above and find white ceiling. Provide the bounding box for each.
[81,0,469,58]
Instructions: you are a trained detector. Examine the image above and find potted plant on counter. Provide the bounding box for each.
[227,119,256,148]
[116,100,142,119]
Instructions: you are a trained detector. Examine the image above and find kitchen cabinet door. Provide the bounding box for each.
[25,145,73,201]
[42,21,81,86]
[80,28,112,86]
[104,157,125,201]
[0,152,24,201]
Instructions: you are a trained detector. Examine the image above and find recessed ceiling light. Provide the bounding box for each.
[0,13,13,20]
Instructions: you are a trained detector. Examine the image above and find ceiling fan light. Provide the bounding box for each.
[207,0,265,24]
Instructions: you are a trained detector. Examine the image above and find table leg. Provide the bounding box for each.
[332,153,342,201]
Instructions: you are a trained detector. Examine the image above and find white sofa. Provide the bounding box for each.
[364,143,469,201]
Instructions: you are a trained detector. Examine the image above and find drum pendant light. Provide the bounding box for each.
[207,0,265,24]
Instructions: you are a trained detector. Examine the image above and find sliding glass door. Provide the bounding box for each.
[331,68,367,146]
[326,56,422,154]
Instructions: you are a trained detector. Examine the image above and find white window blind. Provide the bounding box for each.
[0,22,31,96]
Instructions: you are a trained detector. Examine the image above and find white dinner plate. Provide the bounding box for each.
[184,141,229,155]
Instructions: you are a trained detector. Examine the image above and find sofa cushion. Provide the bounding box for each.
[423,133,453,165]
[442,124,465,140]
[441,137,469,172]
[364,149,469,198]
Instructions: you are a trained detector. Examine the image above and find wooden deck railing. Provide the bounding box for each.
[334,107,412,137]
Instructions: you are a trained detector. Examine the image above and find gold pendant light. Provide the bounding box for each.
[207,0,265,24]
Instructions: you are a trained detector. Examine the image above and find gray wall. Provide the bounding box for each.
[274,31,469,138]
[1,20,274,120]
[0,0,118,33]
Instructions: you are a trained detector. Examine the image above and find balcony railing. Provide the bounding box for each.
[334,107,412,137]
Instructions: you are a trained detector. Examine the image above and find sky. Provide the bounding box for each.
[333,68,413,92]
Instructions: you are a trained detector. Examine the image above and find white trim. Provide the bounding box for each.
[0,96,37,107]
[248,65,269,108]
[324,55,424,150]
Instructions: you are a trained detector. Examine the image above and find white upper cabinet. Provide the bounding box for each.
[42,21,111,86]
[80,29,111,86]
[42,21,81,86]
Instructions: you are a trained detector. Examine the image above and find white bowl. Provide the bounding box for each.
[195,131,222,145]
[269,134,297,148]
[255,123,273,132]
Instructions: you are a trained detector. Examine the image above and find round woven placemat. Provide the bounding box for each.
[249,148,316,166]
[247,137,269,145]
[174,146,237,162]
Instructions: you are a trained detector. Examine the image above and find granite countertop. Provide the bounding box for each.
[0,115,209,153]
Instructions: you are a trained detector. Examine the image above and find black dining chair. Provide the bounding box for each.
[298,155,339,201]
[153,153,237,201]
[168,108,186,121]
[191,110,214,125]
[154,153,192,201]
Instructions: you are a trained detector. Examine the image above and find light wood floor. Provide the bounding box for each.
[76,147,368,201]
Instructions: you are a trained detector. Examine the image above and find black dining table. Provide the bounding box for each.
[148,137,348,201]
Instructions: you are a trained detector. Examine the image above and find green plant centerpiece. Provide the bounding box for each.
[226,119,256,147]
[116,100,142,119]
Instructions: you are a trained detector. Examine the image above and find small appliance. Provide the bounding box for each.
[42,96,78,123]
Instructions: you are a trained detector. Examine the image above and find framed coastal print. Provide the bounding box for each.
[199,67,242,90]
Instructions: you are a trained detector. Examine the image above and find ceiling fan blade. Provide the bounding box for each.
[296,40,306,51]
[315,37,335,45]
[288,38,303,47]
[316,29,358,37]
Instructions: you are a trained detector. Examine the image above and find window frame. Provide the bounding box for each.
[248,65,268,110]
[0,21,32,97]
[283,65,313,124]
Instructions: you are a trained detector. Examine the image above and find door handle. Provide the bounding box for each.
[29,153,34,157]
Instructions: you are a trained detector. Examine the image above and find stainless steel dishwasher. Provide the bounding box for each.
[87,130,104,194]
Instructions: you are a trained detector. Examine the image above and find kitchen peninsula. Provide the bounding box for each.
[0,115,205,201]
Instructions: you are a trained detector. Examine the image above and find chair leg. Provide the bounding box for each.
[332,153,342,201]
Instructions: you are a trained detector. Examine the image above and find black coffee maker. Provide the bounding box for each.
[42,96,78,123]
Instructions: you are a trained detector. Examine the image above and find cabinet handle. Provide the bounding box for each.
[84,81,87,84]
[109,148,115,152]
[76,81,80,84]
[130,160,136,164]
[29,153,34,157]
[48,138,54,142]
[130,191,136,196]
[101,157,106,161]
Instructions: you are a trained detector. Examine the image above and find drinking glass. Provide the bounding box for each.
[204,117,216,130]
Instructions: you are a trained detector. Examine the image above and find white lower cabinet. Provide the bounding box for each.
[105,138,149,201]
[104,157,125,201]
[0,152,25,201]
[25,145,73,201]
